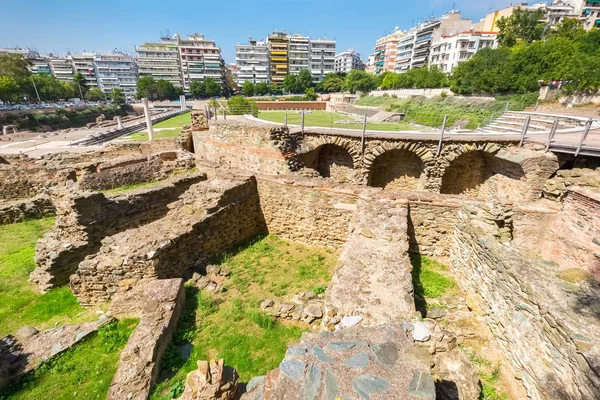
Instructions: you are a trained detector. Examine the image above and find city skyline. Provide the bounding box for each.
[1,0,514,64]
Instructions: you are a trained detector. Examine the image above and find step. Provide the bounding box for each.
[486,124,523,133]
[495,119,547,130]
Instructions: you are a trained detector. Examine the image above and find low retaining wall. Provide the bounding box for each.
[0,196,55,225]
[255,101,326,111]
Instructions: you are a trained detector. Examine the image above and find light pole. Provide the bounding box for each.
[30,76,41,104]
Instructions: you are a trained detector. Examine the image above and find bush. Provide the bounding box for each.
[227,95,258,117]
[391,94,398,98]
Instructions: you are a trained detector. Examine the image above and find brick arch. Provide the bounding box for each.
[440,143,501,165]
[299,136,362,168]
[363,142,435,170]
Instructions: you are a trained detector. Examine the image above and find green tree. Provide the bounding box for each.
[297,70,313,92]
[317,73,344,93]
[202,77,221,98]
[343,70,376,93]
[84,87,106,101]
[255,82,269,96]
[110,88,126,105]
[189,80,206,98]
[61,81,75,99]
[136,76,157,99]
[269,83,282,95]
[450,47,514,94]
[283,74,298,94]
[242,81,255,97]
[156,79,179,100]
[36,75,70,101]
[224,69,236,96]
[0,54,32,80]
[304,87,318,101]
[496,8,545,47]
[546,18,585,41]
[72,72,88,98]
[0,75,21,103]
[227,95,258,116]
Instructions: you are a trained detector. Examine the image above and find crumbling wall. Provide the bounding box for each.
[450,202,600,400]
[256,177,358,247]
[31,172,207,291]
[0,195,55,225]
[70,177,266,304]
[407,198,461,256]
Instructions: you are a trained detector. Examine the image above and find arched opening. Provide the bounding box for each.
[297,144,355,183]
[440,151,526,198]
[368,149,425,191]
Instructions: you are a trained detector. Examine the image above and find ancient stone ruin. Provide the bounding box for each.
[1,110,599,399]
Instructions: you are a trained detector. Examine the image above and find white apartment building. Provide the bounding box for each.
[289,34,310,74]
[135,35,182,87]
[72,53,97,87]
[235,38,269,88]
[395,30,416,73]
[49,58,75,82]
[334,48,364,73]
[309,38,336,82]
[94,52,137,99]
[429,31,498,72]
[178,33,225,93]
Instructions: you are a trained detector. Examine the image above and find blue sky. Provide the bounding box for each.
[1,0,514,63]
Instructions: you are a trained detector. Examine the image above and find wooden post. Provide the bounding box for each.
[301,111,305,134]
[575,118,593,156]
[545,119,559,152]
[519,116,531,148]
[436,115,448,156]
[223,109,226,120]
[361,114,367,153]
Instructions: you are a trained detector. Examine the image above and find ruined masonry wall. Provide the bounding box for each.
[0,196,55,225]
[451,206,600,400]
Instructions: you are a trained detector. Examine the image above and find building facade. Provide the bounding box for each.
[289,34,311,75]
[370,29,404,75]
[309,38,336,82]
[429,31,498,72]
[334,48,364,73]
[94,52,137,99]
[235,39,269,88]
[267,32,289,84]
[49,58,75,82]
[72,54,98,87]
[135,35,182,88]
[178,33,225,93]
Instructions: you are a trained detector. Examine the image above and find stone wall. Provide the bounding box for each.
[31,172,207,291]
[0,195,55,225]
[450,202,600,400]
[256,177,359,247]
[70,177,266,304]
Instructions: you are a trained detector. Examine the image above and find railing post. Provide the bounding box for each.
[284,113,287,127]
[505,101,510,112]
[575,118,593,157]
[301,111,305,134]
[361,114,367,153]
[519,116,531,148]
[214,107,218,120]
[545,119,559,152]
[223,110,226,120]
[436,115,448,156]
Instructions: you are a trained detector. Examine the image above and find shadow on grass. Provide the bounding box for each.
[409,252,428,316]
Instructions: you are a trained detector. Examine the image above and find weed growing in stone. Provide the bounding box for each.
[409,253,456,311]
[149,235,338,399]
[0,319,137,400]
[0,218,94,337]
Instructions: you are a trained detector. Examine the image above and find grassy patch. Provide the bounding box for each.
[100,180,160,194]
[0,218,94,337]
[122,112,191,141]
[556,268,592,284]
[1,319,137,400]
[257,110,418,131]
[150,235,337,399]
[409,253,456,311]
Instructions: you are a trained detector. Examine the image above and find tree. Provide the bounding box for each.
[450,47,514,94]
[496,8,545,47]
[546,18,585,41]
[189,80,206,98]
[343,70,376,93]
[137,76,157,99]
[156,79,179,100]
[0,75,20,103]
[304,87,318,101]
[202,77,221,98]
[72,72,88,98]
[227,95,258,116]
[224,69,236,96]
[242,81,255,97]
[283,74,299,94]
[85,87,106,101]
[110,88,126,105]
[297,70,313,92]
[269,83,282,95]
[0,54,31,80]
[317,73,344,93]
[61,81,75,99]
[255,82,269,96]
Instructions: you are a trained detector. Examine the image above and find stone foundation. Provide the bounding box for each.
[0,195,55,225]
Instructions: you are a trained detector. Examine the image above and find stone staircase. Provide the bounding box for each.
[482,111,588,134]
[370,111,405,122]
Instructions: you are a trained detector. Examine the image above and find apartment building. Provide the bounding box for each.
[395,29,416,73]
[310,38,336,82]
[267,31,289,84]
[178,33,225,93]
[235,38,269,88]
[72,53,98,87]
[94,52,137,99]
[371,29,404,75]
[429,31,497,72]
[135,35,182,87]
[334,48,364,73]
[49,58,75,82]
[0,48,52,75]
[289,34,310,75]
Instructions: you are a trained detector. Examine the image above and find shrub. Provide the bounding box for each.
[391,94,398,98]
[227,95,258,117]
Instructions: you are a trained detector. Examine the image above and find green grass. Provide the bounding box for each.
[1,318,138,400]
[465,352,508,400]
[258,110,419,131]
[122,111,191,141]
[409,253,457,312]
[150,235,338,399]
[0,218,94,337]
[100,180,160,194]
